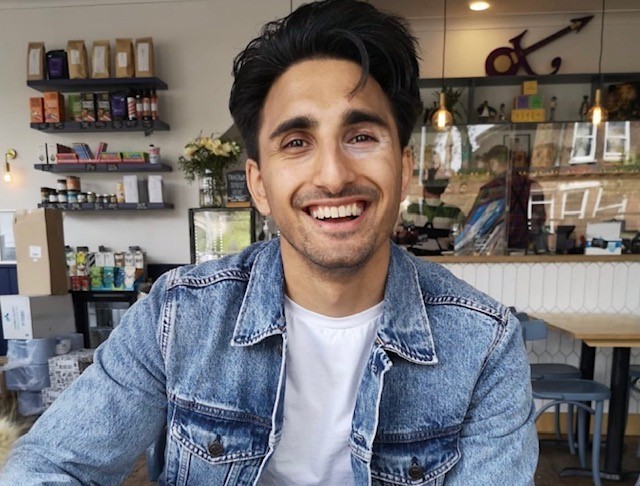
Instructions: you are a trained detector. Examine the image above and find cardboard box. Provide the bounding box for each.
[13,209,68,295]
[123,175,139,203]
[44,91,64,123]
[148,175,164,203]
[522,80,538,95]
[0,294,75,340]
[48,349,94,390]
[30,97,44,123]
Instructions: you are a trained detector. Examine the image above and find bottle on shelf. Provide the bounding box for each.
[126,89,137,121]
[135,90,143,120]
[142,89,151,121]
[150,89,159,120]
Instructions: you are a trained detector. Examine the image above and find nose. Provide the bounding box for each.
[311,143,357,194]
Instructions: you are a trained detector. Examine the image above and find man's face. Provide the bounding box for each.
[246,58,412,273]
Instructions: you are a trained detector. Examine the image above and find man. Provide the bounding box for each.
[457,144,546,255]
[402,169,465,255]
[1,1,537,484]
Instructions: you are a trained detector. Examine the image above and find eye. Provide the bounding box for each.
[350,133,376,143]
[283,138,306,149]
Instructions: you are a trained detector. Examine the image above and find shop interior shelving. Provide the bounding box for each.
[37,202,174,211]
[34,162,172,173]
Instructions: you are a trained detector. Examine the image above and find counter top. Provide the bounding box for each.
[422,254,640,264]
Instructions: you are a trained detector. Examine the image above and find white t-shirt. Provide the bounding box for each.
[258,297,383,486]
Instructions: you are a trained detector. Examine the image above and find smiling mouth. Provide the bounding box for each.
[307,202,365,221]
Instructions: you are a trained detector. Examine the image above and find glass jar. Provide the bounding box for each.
[199,171,224,208]
[56,179,67,191]
[87,192,96,203]
[57,190,67,203]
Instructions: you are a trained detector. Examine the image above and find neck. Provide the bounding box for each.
[281,241,390,318]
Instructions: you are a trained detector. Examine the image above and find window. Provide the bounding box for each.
[570,122,597,164]
[603,121,630,162]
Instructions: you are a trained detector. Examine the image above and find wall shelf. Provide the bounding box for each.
[34,163,172,173]
[38,202,174,211]
[30,120,170,133]
[27,77,168,93]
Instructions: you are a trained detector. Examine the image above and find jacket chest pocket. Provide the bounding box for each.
[165,401,271,486]
[370,427,461,486]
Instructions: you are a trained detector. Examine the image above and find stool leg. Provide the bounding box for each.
[577,407,587,469]
[592,401,603,486]
[567,404,576,455]
[554,404,562,440]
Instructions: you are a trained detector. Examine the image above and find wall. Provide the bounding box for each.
[443,259,640,413]
[1,2,640,263]
[0,0,296,264]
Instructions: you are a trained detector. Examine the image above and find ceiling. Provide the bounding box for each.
[367,0,640,19]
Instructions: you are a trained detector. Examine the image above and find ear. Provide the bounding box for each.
[399,146,413,201]
[246,159,271,216]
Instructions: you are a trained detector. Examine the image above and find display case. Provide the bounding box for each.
[188,207,259,264]
[71,290,137,348]
[401,121,640,256]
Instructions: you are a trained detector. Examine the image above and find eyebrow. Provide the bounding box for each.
[269,116,317,140]
[268,109,390,141]
[343,109,390,131]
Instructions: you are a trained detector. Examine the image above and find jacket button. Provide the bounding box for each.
[408,464,424,480]
[208,441,225,457]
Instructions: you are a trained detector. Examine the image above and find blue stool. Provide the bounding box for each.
[533,379,610,486]
[516,312,581,446]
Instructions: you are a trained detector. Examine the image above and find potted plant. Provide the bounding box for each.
[178,133,241,207]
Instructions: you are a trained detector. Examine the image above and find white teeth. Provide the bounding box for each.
[311,203,363,220]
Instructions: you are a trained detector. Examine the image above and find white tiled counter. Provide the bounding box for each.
[425,255,640,413]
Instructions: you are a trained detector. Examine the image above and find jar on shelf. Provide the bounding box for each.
[87,192,96,203]
[40,187,50,203]
[49,191,58,203]
[57,190,67,203]
[67,190,78,203]
[77,192,87,203]
[66,175,81,192]
[56,179,67,191]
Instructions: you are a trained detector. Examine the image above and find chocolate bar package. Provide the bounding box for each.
[96,93,111,121]
[110,91,127,120]
[80,92,96,122]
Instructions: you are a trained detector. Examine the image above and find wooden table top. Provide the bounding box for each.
[536,312,640,347]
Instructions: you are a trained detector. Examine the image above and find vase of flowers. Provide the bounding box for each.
[178,133,241,208]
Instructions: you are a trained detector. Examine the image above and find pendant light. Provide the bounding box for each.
[587,0,608,126]
[431,0,453,131]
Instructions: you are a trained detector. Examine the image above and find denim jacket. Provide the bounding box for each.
[1,240,538,485]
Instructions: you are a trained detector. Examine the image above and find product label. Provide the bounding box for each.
[93,46,106,74]
[137,43,149,72]
[28,48,41,75]
[70,49,81,65]
[117,52,128,68]
[29,245,42,260]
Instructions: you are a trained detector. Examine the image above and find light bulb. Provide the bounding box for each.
[3,171,11,183]
[468,1,490,11]
[587,88,608,126]
[431,92,453,131]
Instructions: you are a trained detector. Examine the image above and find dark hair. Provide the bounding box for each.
[229,0,423,162]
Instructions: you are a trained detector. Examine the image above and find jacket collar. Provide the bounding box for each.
[232,240,437,366]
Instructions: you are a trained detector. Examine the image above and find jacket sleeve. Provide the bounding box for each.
[445,313,539,485]
[0,270,175,485]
